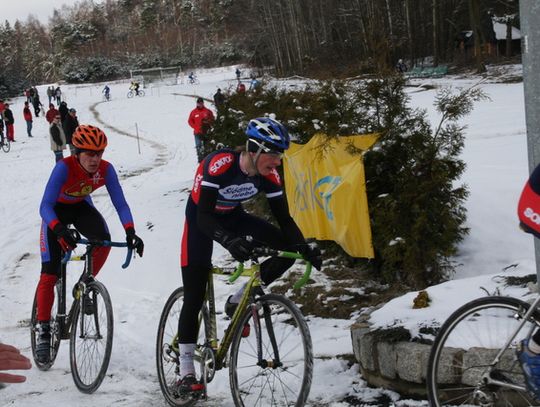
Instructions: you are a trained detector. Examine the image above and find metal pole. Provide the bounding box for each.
[520,0,540,280]
[135,123,141,155]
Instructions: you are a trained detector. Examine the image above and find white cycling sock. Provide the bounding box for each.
[530,338,540,354]
[230,282,247,304]
[179,343,196,378]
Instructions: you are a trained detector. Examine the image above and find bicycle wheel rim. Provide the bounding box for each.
[427,296,539,407]
[156,287,208,407]
[70,281,113,393]
[229,294,313,407]
[30,284,61,370]
[2,140,10,152]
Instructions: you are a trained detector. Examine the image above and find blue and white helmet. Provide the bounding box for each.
[246,117,290,152]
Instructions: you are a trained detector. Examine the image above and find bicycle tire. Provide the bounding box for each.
[2,139,10,152]
[156,287,210,407]
[427,296,540,406]
[229,293,313,407]
[127,91,134,98]
[69,280,113,394]
[30,284,62,371]
[138,90,145,97]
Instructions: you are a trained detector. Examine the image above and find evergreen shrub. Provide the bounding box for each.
[211,76,486,288]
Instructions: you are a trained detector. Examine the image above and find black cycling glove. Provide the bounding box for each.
[223,236,254,263]
[295,243,322,270]
[126,227,144,257]
[53,224,79,252]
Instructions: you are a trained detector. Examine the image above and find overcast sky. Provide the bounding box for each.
[0,0,105,26]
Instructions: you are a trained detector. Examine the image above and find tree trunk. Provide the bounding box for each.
[505,21,512,58]
[433,0,439,66]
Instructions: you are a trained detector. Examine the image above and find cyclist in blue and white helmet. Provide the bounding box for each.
[245,117,289,173]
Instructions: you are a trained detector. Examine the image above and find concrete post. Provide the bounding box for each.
[520,1,540,281]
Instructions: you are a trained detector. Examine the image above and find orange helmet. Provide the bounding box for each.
[72,125,108,151]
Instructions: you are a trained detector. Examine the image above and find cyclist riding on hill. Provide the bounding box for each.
[34,124,145,364]
[177,117,322,394]
[103,85,110,100]
[188,72,196,84]
[130,81,140,96]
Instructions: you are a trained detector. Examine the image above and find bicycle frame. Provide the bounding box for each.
[56,239,133,340]
[201,249,310,372]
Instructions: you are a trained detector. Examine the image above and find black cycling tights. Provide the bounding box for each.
[178,201,294,343]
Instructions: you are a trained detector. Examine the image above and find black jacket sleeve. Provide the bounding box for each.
[196,187,231,245]
[268,194,305,246]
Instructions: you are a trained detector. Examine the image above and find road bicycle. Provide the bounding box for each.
[426,292,540,406]
[127,89,145,98]
[30,235,133,394]
[156,247,314,407]
[0,131,10,153]
[102,93,111,102]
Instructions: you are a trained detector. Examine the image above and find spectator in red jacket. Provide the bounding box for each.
[23,101,33,138]
[187,97,215,162]
[45,103,59,124]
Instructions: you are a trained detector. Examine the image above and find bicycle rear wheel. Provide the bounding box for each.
[156,287,210,407]
[229,293,313,407]
[138,90,145,97]
[69,280,113,393]
[30,284,62,370]
[427,296,540,406]
[127,91,134,98]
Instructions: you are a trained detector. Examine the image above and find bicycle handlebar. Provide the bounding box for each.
[61,238,133,269]
[228,248,312,290]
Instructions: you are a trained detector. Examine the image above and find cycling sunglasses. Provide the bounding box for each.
[249,138,284,159]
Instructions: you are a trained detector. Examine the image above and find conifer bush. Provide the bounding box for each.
[211,77,486,288]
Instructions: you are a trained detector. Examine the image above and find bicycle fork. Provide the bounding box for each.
[253,302,282,369]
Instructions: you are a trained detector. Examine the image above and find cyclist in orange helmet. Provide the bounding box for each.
[34,124,144,364]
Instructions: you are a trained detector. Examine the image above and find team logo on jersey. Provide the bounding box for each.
[219,183,258,200]
[65,181,93,197]
[92,170,103,185]
[208,153,234,175]
[193,173,203,194]
[524,207,540,225]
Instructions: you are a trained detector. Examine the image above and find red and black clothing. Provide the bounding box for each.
[36,156,135,321]
[179,149,305,343]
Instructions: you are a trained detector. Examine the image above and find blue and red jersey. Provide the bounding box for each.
[190,149,283,212]
[40,155,134,231]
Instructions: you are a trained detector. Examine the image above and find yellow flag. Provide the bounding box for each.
[283,133,379,258]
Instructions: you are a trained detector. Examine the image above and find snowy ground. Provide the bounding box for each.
[0,65,533,406]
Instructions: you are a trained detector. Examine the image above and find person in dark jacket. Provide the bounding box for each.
[62,108,79,155]
[32,93,43,117]
[58,101,69,124]
[23,102,33,137]
[213,88,225,116]
[3,103,15,142]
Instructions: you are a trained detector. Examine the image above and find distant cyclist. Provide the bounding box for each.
[34,125,145,364]
[130,81,140,96]
[103,85,111,100]
[188,72,196,84]
[176,117,322,394]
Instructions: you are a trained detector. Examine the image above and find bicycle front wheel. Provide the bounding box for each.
[156,287,210,407]
[69,280,113,394]
[30,284,62,370]
[229,293,313,407]
[427,296,540,406]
